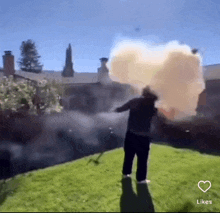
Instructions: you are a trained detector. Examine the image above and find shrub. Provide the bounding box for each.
[0,76,63,115]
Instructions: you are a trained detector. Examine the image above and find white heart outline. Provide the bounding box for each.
[198,180,211,193]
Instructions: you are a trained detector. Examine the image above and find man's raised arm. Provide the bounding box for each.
[114,100,131,113]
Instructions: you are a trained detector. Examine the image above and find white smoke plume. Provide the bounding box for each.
[108,39,205,120]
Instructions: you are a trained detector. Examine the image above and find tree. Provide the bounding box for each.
[18,39,43,73]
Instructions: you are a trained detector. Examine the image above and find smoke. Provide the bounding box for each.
[43,110,128,144]
[108,39,205,120]
[0,110,128,179]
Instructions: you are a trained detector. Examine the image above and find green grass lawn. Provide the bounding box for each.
[0,144,220,212]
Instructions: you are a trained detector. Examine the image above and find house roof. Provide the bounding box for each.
[203,64,220,80]
[5,63,220,83]
[13,70,99,84]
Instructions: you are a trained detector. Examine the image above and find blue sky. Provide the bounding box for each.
[1,0,220,73]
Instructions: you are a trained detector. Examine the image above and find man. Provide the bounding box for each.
[115,86,158,184]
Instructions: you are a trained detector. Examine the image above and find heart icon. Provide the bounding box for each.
[198,180,211,193]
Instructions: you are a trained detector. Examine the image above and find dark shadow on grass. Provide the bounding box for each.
[0,177,20,205]
[172,201,194,212]
[120,178,154,212]
[136,183,155,212]
[0,180,7,205]
[87,152,104,165]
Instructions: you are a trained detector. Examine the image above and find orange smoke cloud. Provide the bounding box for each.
[109,40,205,120]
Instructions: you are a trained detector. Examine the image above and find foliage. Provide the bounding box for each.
[36,78,64,115]
[0,75,63,115]
[17,39,43,73]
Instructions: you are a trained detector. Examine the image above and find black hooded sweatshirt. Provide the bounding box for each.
[116,96,158,136]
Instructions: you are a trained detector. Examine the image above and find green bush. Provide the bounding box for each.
[0,75,64,115]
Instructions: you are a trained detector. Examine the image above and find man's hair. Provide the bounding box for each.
[142,86,158,102]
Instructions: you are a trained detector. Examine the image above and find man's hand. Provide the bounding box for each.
[114,108,119,113]
[109,108,118,113]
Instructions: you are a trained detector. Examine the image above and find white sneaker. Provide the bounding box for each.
[122,174,131,178]
[137,179,151,184]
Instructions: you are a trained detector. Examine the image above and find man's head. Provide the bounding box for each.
[142,86,158,102]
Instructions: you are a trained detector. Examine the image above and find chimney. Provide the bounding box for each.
[98,57,111,84]
[2,51,15,77]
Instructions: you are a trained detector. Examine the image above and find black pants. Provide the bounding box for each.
[122,131,151,182]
